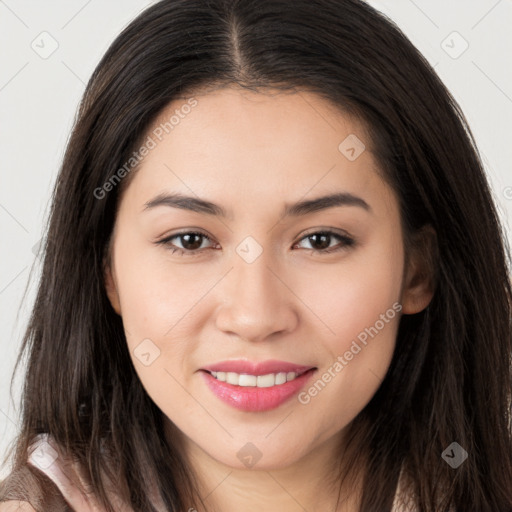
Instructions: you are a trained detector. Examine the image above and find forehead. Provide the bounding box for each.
[119,87,396,218]
[148,87,370,156]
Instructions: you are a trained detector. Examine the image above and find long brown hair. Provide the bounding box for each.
[2,0,512,510]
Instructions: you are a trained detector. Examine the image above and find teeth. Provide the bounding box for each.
[257,374,275,388]
[210,371,299,387]
[226,372,239,385]
[239,374,257,386]
[275,372,286,385]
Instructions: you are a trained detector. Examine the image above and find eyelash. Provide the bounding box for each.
[155,229,356,256]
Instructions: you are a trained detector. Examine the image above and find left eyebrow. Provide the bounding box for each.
[142,191,372,218]
[282,192,371,216]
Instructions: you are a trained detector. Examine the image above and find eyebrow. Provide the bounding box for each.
[143,191,371,218]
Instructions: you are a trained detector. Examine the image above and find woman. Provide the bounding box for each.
[1,0,511,510]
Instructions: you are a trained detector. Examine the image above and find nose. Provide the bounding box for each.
[214,248,299,343]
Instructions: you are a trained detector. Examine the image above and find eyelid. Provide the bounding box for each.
[297,226,354,240]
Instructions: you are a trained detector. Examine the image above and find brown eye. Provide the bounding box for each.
[178,233,206,251]
[156,229,355,257]
[156,231,215,255]
[294,231,355,253]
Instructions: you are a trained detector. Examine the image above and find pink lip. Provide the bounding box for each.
[201,359,314,376]
[200,360,317,412]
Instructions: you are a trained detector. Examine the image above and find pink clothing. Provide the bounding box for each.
[26,434,416,511]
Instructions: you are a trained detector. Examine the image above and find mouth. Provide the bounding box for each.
[206,368,311,387]
[199,360,317,412]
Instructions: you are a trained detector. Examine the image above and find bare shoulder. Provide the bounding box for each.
[0,502,37,512]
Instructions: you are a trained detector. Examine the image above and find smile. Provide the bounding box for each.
[200,360,317,412]
[209,370,304,387]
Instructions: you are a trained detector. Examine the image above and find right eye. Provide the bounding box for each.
[156,231,218,256]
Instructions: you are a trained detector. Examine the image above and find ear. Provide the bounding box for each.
[401,225,438,315]
[103,252,122,315]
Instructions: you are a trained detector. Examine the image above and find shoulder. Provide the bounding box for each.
[0,501,37,511]
[0,464,69,512]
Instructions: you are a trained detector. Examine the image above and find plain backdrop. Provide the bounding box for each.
[1,0,511,478]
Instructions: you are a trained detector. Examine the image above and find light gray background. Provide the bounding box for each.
[1,0,511,478]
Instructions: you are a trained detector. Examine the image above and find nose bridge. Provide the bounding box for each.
[214,236,297,341]
[234,248,275,305]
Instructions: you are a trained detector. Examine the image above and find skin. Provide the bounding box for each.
[104,87,435,512]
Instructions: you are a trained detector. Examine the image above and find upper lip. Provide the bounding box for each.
[201,359,316,376]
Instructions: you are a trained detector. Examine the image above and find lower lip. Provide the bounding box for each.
[200,369,316,412]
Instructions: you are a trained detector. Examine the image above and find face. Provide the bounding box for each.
[105,87,432,471]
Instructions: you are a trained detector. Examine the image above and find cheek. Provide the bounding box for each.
[111,235,203,416]
[112,234,206,339]
[113,221,404,352]
[296,241,404,428]
[301,237,404,354]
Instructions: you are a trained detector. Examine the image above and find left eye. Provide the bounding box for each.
[293,231,355,252]
[156,230,355,256]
